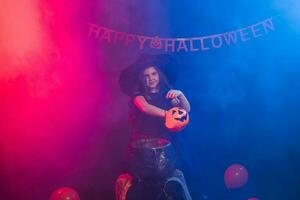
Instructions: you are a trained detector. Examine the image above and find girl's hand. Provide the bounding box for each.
[166,90,183,99]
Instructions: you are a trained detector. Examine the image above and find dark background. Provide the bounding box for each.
[0,0,300,199]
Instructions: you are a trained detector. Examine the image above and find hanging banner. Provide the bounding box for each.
[88,17,277,52]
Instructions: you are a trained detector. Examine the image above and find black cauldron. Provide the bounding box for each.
[129,138,176,180]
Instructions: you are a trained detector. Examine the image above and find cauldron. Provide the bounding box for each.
[129,138,176,180]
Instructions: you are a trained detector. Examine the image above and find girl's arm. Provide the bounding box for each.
[167,90,191,112]
[134,96,166,118]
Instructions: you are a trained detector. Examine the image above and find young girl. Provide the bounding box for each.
[127,56,190,142]
[116,54,192,200]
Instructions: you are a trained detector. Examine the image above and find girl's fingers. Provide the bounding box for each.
[166,90,180,99]
[166,91,171,98]
[170,91,175,98]
[171,92,176,98]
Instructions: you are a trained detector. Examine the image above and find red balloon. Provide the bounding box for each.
[224,164,248,189]
[49,187,80,200]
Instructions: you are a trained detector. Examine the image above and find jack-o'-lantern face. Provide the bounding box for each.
[165,107,189,132]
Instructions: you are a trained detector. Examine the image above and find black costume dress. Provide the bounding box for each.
[129,89,173,142]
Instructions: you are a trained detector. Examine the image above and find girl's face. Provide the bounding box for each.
[143,66,160,92]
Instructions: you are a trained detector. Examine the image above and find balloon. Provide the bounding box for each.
[224,164,248,189]
[49,187,80,200]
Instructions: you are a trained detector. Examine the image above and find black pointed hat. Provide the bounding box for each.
[119,54,178,96]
